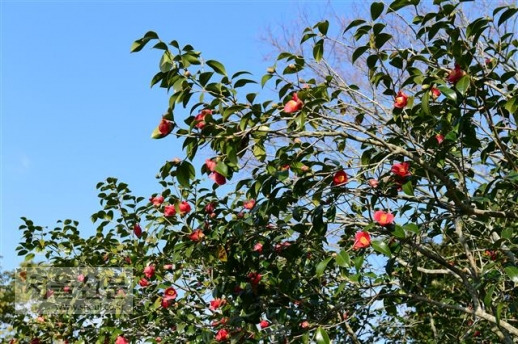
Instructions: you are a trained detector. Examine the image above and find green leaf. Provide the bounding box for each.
[130,31,159,53]
[437,85,457,102]
[177,161,195,188]
[455,75,470,96]
[215,162,229,178]
[402,181,414,196]
[404,223,419,234]
[392,225,406,239]
[317,20,329,35]
[421,88,430,116]
[352,46,369,63]
[206,60,227,76]
[371,2,384,20]
[160,52,173,73]
[261,74,273,87]
[335,250,351,267]
[498,8,518,26]
[504,266,518,283]
[315,327,331,344]
[234,79,257,88]
[372,240,392,257]
[344,19,366,34]
[316,257,333,278]
[375,33,392,49]
[313,40,324,62]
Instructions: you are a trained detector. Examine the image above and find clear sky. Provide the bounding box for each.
[0,0,353,271]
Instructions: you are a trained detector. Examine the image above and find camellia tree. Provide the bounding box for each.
[6,0,518,343]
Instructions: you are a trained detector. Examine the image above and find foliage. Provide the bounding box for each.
[4,0,518,343]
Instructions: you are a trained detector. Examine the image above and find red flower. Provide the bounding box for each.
[394,91,408,109]
[164,286,177,300]
[158,118,174,137]
[284,93,303,113]
[164,205,176,217]
[139,278,150,287]
[374,210,395,226]
[353,231,371,249]
[430,87,441,100]
[391,162,410,177]
[259,320,269,329]
[161,297,173,309]
[205,159,217,172]
[248,272,262,285]
[205,203,216,214]
[484,250,497,261]
[209,298,226,311]
[210,172,226,185]
[77,274,85,283]
[274,241,292,253]
[133,223,142,238]
[368,179,379,188]
[435,134,444,144]
[333,170,348,186]
[143,265,155,279]
[243,199,255,210]
[115,336,129,344]
[63,286,71,293]
[300,321,310,329]
[215,329,230,342]
[253,242,263,254]
[163,264,173,270]
[179,201,192,215]
[150,195,165,207]
[189,229,205,242]
[194,109,212,129]
[447,64,466,84]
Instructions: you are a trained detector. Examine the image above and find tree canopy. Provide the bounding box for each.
[4,0,518,343]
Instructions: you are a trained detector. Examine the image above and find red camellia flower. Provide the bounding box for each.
[143,265,155,279]
[391,162,411,177]
[243,199,256,210]
[164,286,177,300]
[431,87,441,100]
[179,201,192,215]
[209,298,226,311]
[259,320,269,329]
[150,195,165,207]
[394,91,408,108]
[164,205,176,217]
[436,134,444,144]
[77,274,85,283]
[353,231,371,250]
[63,286,71,293]
[284,93,303,113]
[189,229,205,242]
[300,321,310,329]
[205,202,216,214]
[374,210,395,226]
[215,329,230,342]
[248,272,262,285]
[205,159,217,172]
[210,172,226,185]
[158,118,174,137]
[115,336,129,344]
[139,278,150,287]
[133,223,142,238]
[253,242,263,254]
[194,109,212,129]
[447,64,466,84]
[368,179,379,188]
[333,170,348,186]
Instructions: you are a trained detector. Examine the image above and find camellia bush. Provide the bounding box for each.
[6,0,518,343]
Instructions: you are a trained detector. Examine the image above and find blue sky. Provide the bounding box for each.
[1,1,353,271]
